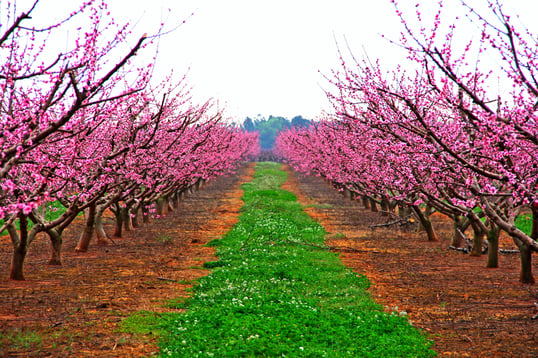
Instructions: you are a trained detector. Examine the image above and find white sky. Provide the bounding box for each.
[10,0,538,122]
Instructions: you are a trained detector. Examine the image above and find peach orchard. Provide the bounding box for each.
[0,0,259,280]
[276,0,538,283]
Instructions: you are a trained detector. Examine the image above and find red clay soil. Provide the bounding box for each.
[282,164,538,358]
[0,163,255,357]
[2,162,537,357]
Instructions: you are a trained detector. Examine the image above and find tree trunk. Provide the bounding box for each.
[361,196,370,209]
[75,202,97,252]
[124,206,134,232]
[174,192,181,209]
[388,200,397,213]
[380,199,388,216]
[10,245,27,280]
[110,203,128,238]
[47,229,62,265]
[452,215,474,249]
[195,179,202,191]
[411,205,438,242]
[398,204,410,218]
[451,216,464,248]
[518,244,535,284]
[113,207,124,238]
[130,206,140,228]
[156,199,165,217]
[516,206,538,283]
[95,206,110,245]
[166,196,174,212]
[8,215,28,280]
[486,225,500,268]
[369,198,378,212]
[469,224,485,257]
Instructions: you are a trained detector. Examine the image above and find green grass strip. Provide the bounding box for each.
[155,162,435,357]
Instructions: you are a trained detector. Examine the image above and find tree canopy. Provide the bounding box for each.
[242,115,311,149]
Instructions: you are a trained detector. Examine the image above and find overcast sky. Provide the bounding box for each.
[17,0,538,122]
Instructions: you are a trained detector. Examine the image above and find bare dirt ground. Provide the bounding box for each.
[0,164,255,357]
[282,164,538,358]
[2,162,537,357]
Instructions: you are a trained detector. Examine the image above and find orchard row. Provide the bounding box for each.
[0,1,259,280]
[276,1,538,283]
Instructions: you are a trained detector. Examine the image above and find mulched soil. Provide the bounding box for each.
[0,163,255,357]
[2,162,537,357]
[282,164,538,358]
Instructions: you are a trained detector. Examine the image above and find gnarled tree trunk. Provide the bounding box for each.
[95,208,110,245]
[47,228,63,265]
[112,203,127,238]
[8,216,28,280]
[124,206,134,232]
[451,215,466,248]
[362,196,370,209]
[380,199,389,216]
[155,199,165,217]
[75,202,97,252]
[469,219,485,257]
[130,205,140,229]
[173,191,182,209]
[398,204,410,218]
[516,205,538,283]
[486,224,501,268]
[8,215,42,279]
[166,195,175,213]
[411,205,438,242]
[517,243,535,284]
[369,198,378,212]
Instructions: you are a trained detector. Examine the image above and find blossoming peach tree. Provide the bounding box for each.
[276,0,537,283]
[0,0,259,280]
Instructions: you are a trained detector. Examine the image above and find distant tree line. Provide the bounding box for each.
[242,115,311,150]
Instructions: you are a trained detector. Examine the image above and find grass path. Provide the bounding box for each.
[134,162,435,357]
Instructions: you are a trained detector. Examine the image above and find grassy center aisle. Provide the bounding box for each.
[159,162,435,357]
